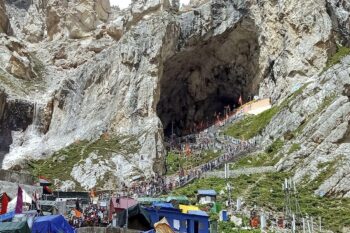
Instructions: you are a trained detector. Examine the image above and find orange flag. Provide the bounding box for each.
[74,209,82,218]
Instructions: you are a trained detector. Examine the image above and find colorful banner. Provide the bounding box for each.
[15,186,23,214]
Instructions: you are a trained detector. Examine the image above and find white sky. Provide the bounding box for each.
[109,0,191,9]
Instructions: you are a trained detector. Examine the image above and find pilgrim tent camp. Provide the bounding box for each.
[1,187,34,215]
[7,188,33,213]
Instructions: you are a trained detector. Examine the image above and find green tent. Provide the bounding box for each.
[210,202,222,213]
[0,221,31,233]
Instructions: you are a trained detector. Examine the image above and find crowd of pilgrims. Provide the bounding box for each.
[122,128,258,197]
[63,105,259,229]
[69,200,109,228]
[69,130,256,226]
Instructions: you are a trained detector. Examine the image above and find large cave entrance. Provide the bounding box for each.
[157,20,260,137]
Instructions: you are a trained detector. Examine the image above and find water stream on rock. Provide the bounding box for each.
[4,101,46,169]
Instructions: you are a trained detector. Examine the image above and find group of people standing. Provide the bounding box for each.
[124,132,256,198]
[69,203,108,228]
[115,107,258,198]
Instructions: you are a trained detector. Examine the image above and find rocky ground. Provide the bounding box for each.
[0,0,349,197]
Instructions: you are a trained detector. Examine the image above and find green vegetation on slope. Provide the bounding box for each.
[218,222,261,233]
[173,167,350,232]
[28,136,139,189]
[166,150,221,175]
[224,106,279,139]
[288,143,301,154]
[323,45,350,73]
[229,139,284,169]
[173,148,348,232]
[224,84,309,139]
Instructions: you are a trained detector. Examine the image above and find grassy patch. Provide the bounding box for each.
[229,139,284,169]
[218,221,236,232]
[299,159,349,232]
[28,136,139,190]
[311,160,338,190]
[224,106,279,139]
[322,45,350,74]
[224,84,309,139]
[166,150,220,175]
[288,143,301,154]
[265,139,284,155]
[173,169,350,232]
[218,221,261,233]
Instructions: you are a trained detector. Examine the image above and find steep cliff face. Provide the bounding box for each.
[0,0,349,191]
[259,54,350,198]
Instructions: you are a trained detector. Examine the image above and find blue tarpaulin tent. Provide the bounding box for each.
[152,202,174,209]
[31,215,75,233]
[0,211,15,222]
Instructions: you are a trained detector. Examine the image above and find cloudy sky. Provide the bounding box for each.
[109,0,190,9]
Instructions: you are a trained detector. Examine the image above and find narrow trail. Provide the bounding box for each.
[128,109,263,197]
[203,166,276,178]
[162,112,262,191]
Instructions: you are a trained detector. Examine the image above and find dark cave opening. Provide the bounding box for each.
[157,21,260,137]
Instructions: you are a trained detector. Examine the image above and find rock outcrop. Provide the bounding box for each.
[264,56,350,198]
[0,0,349,192]
[0,0,11,35]
[327,0,350,46]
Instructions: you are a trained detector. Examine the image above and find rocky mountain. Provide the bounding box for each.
[0,0,349,192]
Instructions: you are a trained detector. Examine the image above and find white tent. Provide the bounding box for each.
[7,189,33,212]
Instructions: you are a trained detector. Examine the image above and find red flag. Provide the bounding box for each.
[238,95,243,106]
[43,186,52,194]
[1,193,10,214]
[15,186,23,214]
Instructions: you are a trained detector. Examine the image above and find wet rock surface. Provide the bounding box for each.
[0,0,349,192]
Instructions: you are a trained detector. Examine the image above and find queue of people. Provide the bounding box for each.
[122,136,257,198]
[94,103,258,199]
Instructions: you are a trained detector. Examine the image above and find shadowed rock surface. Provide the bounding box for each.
[0,0,349,193]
